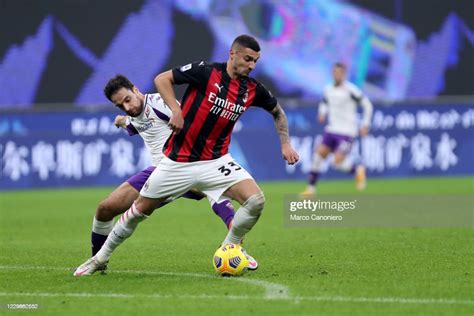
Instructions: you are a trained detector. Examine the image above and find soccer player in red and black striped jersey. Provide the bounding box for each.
[75,34,299,275]
[161,55,281,162]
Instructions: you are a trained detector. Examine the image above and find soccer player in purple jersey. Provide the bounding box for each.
[83,75,236,273]
[74,35,299,276]
[301,63,373,196]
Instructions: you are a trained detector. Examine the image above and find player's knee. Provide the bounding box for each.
[96,201,115,221]
[242,192,265,216]
[317,145,330,158]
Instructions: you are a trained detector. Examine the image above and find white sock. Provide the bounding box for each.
[95,202,148,263]
[311,152,324,172]
[92,217,114,235]
[222,193,265,245]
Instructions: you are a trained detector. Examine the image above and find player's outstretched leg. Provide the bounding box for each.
[89,181,140,273]
[74,199,155,277]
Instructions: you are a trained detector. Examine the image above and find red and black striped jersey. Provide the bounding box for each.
[163,61,277,162]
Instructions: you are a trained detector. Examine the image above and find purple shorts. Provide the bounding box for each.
[126,166,203,201]
[321,132,354,154]
[126,166,156,192]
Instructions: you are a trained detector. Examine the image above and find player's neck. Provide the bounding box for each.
[226,62,242,80]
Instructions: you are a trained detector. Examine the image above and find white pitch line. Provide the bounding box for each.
[0,265,289,299]
[0,266,472,306]
[293,295,474,306]
[0,292,472,306]
[112,269,289,299]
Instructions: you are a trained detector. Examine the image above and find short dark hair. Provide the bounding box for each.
[232,34,260,52]
[333,62,346,70]
[104,74,134,101]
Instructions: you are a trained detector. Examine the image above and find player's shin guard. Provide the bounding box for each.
[95,202,148,263]
[222,192,265,245]
[210,198,235,229]
[335,158,355,173]
[91,217,114,256]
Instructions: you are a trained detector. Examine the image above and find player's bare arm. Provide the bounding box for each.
[269,102,299,165]
[154,70,184,133]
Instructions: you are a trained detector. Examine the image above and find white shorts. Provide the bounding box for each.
[140,154,253,202]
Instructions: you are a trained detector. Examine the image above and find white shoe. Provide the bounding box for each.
[73,256,106,277]
[299,188,315,199]
[241,247,258,270]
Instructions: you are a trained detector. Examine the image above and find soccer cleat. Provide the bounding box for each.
[241,247,258,270]
[96,261,109,274]
[73,256,107,277]
[299,188,315,199]
[355,165,366,190]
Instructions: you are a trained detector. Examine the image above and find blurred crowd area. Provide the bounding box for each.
[1,0,473,109]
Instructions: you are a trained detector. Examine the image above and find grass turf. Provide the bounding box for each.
[0,177,473,315]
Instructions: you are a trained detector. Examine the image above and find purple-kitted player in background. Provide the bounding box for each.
[87,75,237,272]
[301,63,373,196]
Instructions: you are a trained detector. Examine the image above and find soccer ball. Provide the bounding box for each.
[213,244,249,276]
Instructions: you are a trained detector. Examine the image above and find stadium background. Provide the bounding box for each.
[1,0,472,189]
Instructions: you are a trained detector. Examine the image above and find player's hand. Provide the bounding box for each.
[359,126,369,137]
[169,110,184,133]
[114,115,127,128]
[318,114,326,124]
[282,143,299,165]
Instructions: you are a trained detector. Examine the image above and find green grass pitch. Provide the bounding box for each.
[0,177,473,315]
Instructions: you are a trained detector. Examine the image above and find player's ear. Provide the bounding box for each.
[132,86,140,94]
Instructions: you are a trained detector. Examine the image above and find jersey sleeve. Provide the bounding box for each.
[125,117,139,136]
[348,84,364,103]
[252,82,278,111]
[348,83,373,127]
[149,94,172,122]
[172,61,209,88]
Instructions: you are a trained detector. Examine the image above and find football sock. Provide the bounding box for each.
[222,192,265,245]
[308,171,320,187]
[211,199,235,228]
[91,217,114,256]
[308,152,324,188]
[95,202,148,263]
